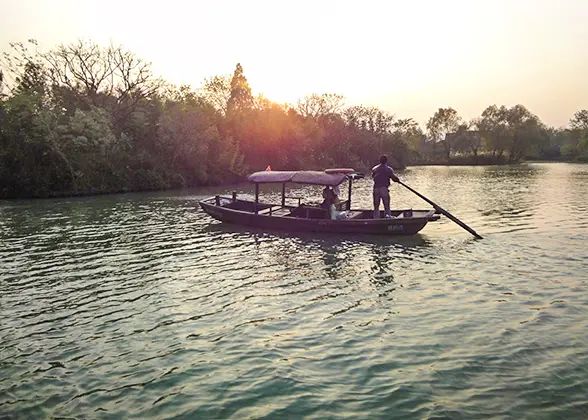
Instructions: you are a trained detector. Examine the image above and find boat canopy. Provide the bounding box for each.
[248,170,349,186]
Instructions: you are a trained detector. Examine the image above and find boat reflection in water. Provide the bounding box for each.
[201,220,434,284]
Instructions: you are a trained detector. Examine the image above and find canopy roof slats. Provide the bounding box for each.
[248,171,349,186]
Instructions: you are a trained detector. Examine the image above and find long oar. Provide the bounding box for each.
[397,180,483,239]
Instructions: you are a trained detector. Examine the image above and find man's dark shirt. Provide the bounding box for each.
[372,164,395,188]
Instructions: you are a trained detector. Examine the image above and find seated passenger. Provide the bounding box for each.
[321,187,340,219]
[332,185,341,206]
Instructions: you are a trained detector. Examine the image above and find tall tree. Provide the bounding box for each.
[42,40,163,134]
[297,93,345,118]
[426,107,462,160]
[570,110,588,131]
[504,104,543,162]
[200,75,231,115]
[450,121,483,160]
[478,105,509,159]
[227,63,253,116]
[568,109,588,159]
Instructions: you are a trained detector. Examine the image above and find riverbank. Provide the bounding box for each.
[410,155,510,166]
[4,158,585,200]
[411,155,588,166]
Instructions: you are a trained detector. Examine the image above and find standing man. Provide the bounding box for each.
[372,155,400,218]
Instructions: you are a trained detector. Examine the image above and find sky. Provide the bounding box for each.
[1,0,587,127]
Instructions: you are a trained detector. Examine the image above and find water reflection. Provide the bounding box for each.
[201,222,433,283]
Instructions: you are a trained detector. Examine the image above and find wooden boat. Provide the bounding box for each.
[199,169,440,236]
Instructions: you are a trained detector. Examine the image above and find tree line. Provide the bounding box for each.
[1,40,586,198]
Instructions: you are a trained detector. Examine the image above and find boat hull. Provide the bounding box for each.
[199,201,438,236]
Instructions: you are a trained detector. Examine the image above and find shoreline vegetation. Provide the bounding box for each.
[413,156,587,166]
[1,40,587,199]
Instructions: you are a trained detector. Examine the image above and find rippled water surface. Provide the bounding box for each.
[1,163,587,419]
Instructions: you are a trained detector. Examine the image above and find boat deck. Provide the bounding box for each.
[256,206,406,221]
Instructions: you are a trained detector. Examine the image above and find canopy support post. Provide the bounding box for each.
[347,179,352,210]
[281,183,286,207]
[255,183,260,214]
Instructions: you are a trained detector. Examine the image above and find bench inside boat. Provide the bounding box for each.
[218,199,427,220]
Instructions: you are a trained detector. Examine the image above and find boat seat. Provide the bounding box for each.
[258,206,291,216]
[271,207,293,217]
[257,206,279,215]
[346,211,364,219]
[394,210,413,219]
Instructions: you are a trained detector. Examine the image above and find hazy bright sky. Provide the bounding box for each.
[1,0,587,127]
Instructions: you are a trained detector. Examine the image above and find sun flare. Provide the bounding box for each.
[1,0,587,126]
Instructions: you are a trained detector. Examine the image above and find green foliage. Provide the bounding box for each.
[1,39,586,198]
[567,110,588,161]
[478,105,507,158]
[576,133,588,162]
[472,104,548,163]
[426,107,462,160]
[1,89,68,197]
[199,75,231,116]
[570,110,588,131]
[450,122,484,161]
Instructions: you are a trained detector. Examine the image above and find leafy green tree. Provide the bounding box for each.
[568,110,588,160]
[504,105,544,162]
[477,105,546,162]
[478,105,509,159]
[451,121,484,160]
[570,110,588,131]
[395,118,429,164]
[0,89,69,196]
[0,51,67,197]
[341,105,408,167]
[426,107,462,160]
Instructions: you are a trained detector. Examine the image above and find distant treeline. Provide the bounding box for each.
[1,40,587,198]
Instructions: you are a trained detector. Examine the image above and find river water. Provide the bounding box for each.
[1,162,587,419]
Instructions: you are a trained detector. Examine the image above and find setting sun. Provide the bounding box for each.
[2,0,586,126]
